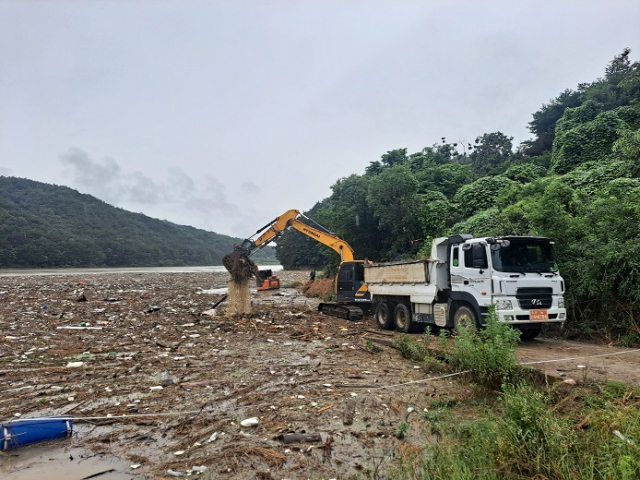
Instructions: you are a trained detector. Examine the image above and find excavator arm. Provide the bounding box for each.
[234,209,355,261]
[223,209,356,280]
[237,209,301,252]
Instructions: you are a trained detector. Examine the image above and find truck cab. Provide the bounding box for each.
[447,236,566,338]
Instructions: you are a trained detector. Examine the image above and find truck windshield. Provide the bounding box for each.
[491,240,558,274]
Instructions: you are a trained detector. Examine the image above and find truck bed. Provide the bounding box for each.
[363,259,432,284]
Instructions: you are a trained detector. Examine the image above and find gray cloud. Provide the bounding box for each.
[240,180,261,195]
[3,2,639,237]
[60,147,242,232]
[60,147,164,204]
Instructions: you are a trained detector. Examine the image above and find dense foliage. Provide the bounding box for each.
[277,49,640,341]
[0,177,276,268]
[417,380,640,480]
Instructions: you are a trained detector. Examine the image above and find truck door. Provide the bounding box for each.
[450,243,492,307]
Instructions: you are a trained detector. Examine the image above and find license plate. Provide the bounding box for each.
[530,309,548,321]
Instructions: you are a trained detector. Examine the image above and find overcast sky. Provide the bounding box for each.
[1,1,639,238]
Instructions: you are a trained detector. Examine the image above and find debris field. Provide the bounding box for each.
[3,270,640,479]
[0,270,456,479]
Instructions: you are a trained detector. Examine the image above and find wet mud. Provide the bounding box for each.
[0,270,456,479]
[2,270,639,479]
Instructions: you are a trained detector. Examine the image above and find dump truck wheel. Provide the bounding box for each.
[394,303,413,333]
[453,305,478,335]
[517,325,542,340]
[375,302,394,330]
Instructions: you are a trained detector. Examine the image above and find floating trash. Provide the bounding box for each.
[240,417,259,427]
[1,417,73,450]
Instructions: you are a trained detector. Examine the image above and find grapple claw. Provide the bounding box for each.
[222,248,259,282]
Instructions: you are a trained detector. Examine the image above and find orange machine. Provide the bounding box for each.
[256,269,280,291]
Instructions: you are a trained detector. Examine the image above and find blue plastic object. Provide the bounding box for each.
[1,417,73,450]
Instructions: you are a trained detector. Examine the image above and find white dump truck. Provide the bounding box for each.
[366,235,566,339]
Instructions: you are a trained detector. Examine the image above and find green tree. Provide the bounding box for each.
[315,174,385,260]
[552,106,633,174]
[417,191,456,239]
[448,207,504,238]
[583,48,640,110]
[470,132,514,177]
[453,176,517,217]
[613,127,640,176]
[380,148,409,167]
[503,163,548,183]
[415,161,474,199]
[524,89,582,156]
[366,165,424,257]
[408,143,467,171]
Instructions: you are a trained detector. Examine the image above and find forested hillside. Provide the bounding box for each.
[0,177,276,268]
[276,49,640,341]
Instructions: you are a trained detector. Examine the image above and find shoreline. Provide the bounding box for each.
[0,265,284,277]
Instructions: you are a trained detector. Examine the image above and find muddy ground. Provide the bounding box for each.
[1,270,640,479]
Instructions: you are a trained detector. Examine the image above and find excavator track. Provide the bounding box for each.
[318,303,364,321]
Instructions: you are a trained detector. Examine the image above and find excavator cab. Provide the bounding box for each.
[335,261,370,304]
[336,262,363,300]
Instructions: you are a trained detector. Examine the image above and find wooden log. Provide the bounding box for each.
[278,433,322,444]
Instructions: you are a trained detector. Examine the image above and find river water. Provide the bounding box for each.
[0,265,283,277]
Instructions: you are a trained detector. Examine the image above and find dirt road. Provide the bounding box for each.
[1,270,638,479]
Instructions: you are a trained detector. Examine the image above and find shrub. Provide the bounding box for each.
[444,306,520,386]
[394,333,428,362]
[418,380,640,479]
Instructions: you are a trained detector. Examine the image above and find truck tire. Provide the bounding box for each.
[517,325,542,340]
[375,302,395,330]
[394,303,413,333]
[453,305,478,335]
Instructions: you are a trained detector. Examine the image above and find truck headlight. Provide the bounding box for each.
[558,297,565,309]
[495,300,513,310]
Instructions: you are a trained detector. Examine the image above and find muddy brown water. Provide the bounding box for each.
[2,269,640,478]
[1,443,132,480]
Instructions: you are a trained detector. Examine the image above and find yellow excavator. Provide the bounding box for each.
[222,209,370,320]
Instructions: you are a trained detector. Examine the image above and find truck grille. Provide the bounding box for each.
[516,287,552,310]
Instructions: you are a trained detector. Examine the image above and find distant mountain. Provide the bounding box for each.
[0,176,276,268]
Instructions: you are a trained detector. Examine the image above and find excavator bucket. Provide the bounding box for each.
[222,248,259,282]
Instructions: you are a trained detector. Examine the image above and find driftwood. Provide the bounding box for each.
[278,433,322,444]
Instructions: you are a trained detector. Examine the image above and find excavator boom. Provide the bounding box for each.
[288,221,355,262]
[225,209,355,266]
